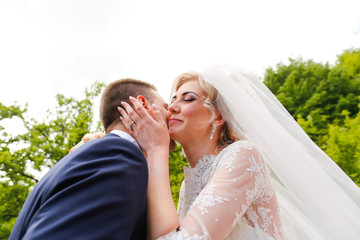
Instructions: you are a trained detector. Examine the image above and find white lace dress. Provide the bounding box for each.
[158,141,284,240]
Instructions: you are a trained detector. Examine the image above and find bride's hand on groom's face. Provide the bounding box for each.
[118,96,170,155]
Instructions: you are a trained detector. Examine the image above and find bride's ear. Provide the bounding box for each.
[214,113,226,127]
[136,95,150,110]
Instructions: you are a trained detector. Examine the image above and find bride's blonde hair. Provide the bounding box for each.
[171,71,238,148]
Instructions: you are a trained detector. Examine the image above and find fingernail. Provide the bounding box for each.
[129,96,135,101]
[121,101,126,106]
[117,106,123,111]
[152,104,158,110]
[119,116,123,121]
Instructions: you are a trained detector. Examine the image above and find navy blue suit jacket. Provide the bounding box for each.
[10,133,148,240]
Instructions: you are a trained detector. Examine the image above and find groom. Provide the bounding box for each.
[10,79,170,240]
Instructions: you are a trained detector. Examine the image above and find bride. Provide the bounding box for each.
[119,65,360,239]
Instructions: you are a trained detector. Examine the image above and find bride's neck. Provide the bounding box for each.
[181,139,219,168]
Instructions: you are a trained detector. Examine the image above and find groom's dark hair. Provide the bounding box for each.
[100,78,158,132]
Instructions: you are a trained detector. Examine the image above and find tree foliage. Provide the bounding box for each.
[0,82,105,239]
[326,110,360,184]
[169,145,187,206]
[264,48,360,185]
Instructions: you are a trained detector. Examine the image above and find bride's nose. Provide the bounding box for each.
[168,101,179,114]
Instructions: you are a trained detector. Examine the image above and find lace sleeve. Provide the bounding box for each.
[158,141,281,240]
[177,180,186,219]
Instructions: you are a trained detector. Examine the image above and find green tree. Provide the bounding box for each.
[264,49,360,147]
[337,48,360,78]
[0,82,105,239]
[264,58,330,117]
[264,48,360,186]
[169,144,187,206]
[326,110,360,186]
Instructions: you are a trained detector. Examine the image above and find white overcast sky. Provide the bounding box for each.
[1,0,360,134]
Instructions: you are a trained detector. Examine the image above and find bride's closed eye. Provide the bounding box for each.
[169,97,196,105]
[170,91,200,105]
[183,96,196,102]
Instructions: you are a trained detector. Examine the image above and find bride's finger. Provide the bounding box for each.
[117,106,134,130]
[120,101,142,123]
[129,96,154,122]
[150,104,166,125]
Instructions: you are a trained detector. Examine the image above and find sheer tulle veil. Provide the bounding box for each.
[200,65,360,239]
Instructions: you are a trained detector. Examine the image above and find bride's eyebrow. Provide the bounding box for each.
[182,91,200,97]
[171,91,200,102]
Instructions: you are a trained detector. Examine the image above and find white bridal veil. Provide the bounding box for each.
[201,65,360,239]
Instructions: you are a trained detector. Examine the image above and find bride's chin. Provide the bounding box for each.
[169,132,177,141]
[169,131,181,143]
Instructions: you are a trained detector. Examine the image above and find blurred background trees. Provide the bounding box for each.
[0,82,105,238]
[264,48,360,185]
[0,48,359,239]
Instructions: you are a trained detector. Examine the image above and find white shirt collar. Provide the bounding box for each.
[110,130,140,149]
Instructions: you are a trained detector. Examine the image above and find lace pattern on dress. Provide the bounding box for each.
[161,141,283,240]
[181,155,217,219]
[191,182,229,215]
[157,228,205,240]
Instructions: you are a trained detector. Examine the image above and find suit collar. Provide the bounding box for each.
[109,130,140,149]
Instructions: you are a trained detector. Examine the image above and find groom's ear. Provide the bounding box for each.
[136,95,150,110]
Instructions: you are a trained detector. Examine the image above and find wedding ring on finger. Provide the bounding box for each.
[129,121,136,131]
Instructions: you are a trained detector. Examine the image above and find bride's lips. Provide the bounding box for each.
[169,118,182,124]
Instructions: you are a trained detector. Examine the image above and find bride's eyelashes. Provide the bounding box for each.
[183,96,196,102]
[169,97,196,105]
[170,91,200,105]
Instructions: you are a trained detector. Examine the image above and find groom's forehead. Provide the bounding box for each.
[154,97,168,110]
[152,92,168,110]
[151,91,164,103]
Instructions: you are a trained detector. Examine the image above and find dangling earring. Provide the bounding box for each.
[210,123,216,140]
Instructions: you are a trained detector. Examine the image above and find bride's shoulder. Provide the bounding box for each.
[215,141,261,173]
[216,140,258,163]
[221,140,256,154]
